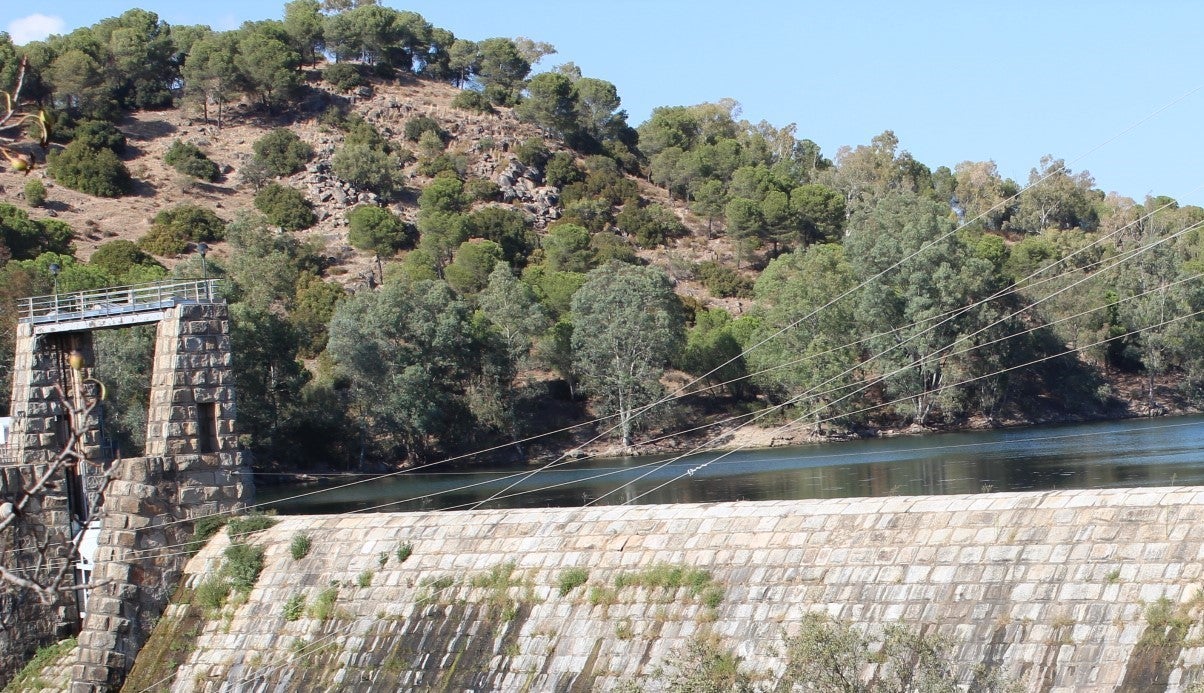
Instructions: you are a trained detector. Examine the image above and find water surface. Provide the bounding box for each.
[258,414,1204,514]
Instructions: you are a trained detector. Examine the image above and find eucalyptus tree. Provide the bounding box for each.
[571,262,684,447]
[1008,156,1099,234]
[844,191,1003,425]
[953,160,1017,231]
[1114,207,1204,410]
[827,130,934,216]
[749,243,861,427]
[328,278,493,461]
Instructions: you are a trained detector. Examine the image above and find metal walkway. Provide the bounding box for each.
[18,279,222,334]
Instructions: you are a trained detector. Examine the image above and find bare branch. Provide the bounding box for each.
[0,57,50,173]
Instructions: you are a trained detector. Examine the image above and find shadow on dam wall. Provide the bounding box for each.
[118,487,1204,691]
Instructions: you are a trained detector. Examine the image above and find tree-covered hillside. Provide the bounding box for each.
[2,1,1203,472]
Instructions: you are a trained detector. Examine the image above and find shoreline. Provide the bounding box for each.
[542,396,1204,464]
[251,383,1203,484]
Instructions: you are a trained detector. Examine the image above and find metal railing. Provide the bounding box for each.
[18,279,222,325]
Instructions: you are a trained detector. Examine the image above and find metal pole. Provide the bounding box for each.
[197,243,209,301]
[49,262,60,315]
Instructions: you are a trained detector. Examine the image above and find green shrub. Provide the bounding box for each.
[289,533,312,560]
[322,62,365,90]
[372,61,395,78]
[331,144,402,198]
[194,578,231,611]
[515,137,549,169]
[451,90,494,114]
[463,178,499,202]
[697,260,753,298]
[139,204,226,257]
[23,178,46,207]
[464,205,535,266]
[226,513,278,539]
[415,152,467,178]
[157,204,226,242]
[616,202,686,248]
[164,140,220,182]
[561,198,612,233]
[239,157,273,190]
[589,232,637,265]
[283,594,306,621]
[318,104,348,130]
[416,130,445,158]
[90,240,161,277]
[252,128,314,177]
[254,183,316,231]
[404,115,446,143]
[222,542,265,592]
[357,570,373,588]
[137,225,189,258]
[544,152,583,188]
[187,514,228,554]
[347,205,413,256]
[342,115,389,150]
[177,156,221,182]
[0,204,73,258]
[396,542,413,563]
[558,568,589,596]
[72,120,127,153]
[309,587,339,620]
[47,141,131,197]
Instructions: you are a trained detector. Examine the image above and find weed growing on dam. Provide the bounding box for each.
[589,585,617,607]
[635,623,1018,691]
[283,594,306,621]
[226,513,279,539]
[418,575,455,605]
[194,542,266,613]
[558,567,589,596]
[309,587,340,620]
[186,515,228,555]
[470,562,531,622]
[612,563,725,612]
[5,637,76,691]
[290,533,312,560]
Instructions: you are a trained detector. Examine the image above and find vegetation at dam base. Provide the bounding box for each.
[2,4,1204,477]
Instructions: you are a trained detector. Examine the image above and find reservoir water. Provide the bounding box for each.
[258,414,1204,515]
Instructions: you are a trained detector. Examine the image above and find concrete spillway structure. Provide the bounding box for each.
[137,487,1204,692]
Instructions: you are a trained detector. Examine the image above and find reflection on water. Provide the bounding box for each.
[258,414,1204,515]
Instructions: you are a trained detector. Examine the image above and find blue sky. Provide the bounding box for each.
[5,1,1204,205]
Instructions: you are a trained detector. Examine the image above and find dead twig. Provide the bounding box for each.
[1,375,120,605]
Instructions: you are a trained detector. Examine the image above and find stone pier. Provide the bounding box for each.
[1,287,251,691]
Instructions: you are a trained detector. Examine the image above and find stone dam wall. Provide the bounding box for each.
[132,487,1204,692]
